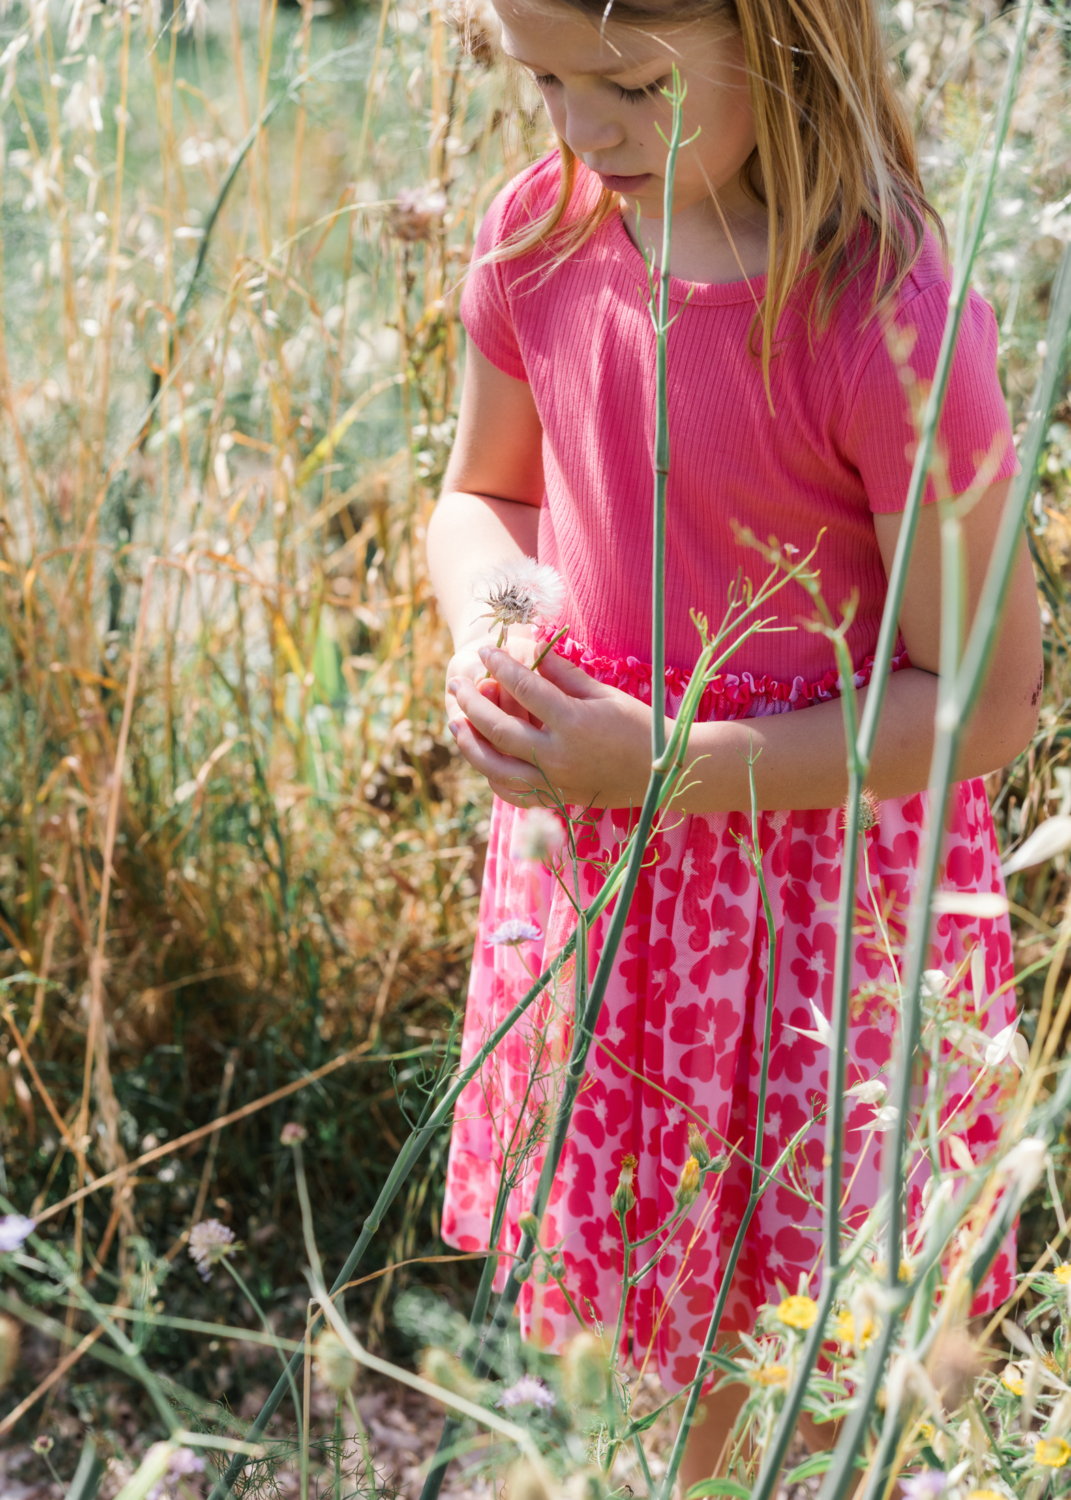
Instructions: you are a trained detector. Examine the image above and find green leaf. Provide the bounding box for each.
[784,1453,834,1484]
[686,1481,751,1499]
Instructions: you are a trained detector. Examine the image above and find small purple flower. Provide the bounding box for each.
[0,1214,35,1252]
[187,1219,236,1281]
[148,1449,205,1500]
[901,1472,947,1500]
[489,919,542,947]
[497,1374,556,1411]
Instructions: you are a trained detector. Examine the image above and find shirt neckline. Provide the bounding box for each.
[607,206,769,308]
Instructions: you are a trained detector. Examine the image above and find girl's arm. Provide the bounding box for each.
[448,475,1043,813]
[427,344,545,724]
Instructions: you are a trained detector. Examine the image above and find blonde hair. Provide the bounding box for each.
[495,0,942,388]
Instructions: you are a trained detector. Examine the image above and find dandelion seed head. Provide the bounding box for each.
[516,807,565,863]
[187,1219,237,1281]
[473,558,565,630]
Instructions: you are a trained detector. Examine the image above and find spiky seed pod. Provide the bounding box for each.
[562,1331,609,1407]
[0,1315,20,1389]
[313,1330,357,1392]
[420,1346,485,1400]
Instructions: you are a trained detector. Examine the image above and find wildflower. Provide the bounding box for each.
[901,1473,947,1500]
[676,1156,701,1211]
[473,558,566,633]
[187,1219,237,1282]
[1035,1437,1071,1468]
[0,1213,35,1252]
[918,1422,936,1443]
[778,1294,818,1331]
[984,1017,1028,1071]
[517,808,565,863]
[611,1154,637,1215]
[148,1449,205,1500]
[687,1124,711,1170]
[32,1436,54,1455]
[789,999,833,1048]
[1056,1265,1071,1285]
[999,1138,1049,1197]
[834,1309,873,1350]
[754,1364,788,1387]
[847,1077,887,1106]
[314,1330,357,1392]
[0,1315,19,1389]
[280,1122,307,1145]
[1002,1367,1025,1396]
[563,1331,609,1406]
[497,1374,556,1411]
[489,918,542,947]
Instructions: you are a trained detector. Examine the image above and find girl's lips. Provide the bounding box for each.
[597,172,654,194]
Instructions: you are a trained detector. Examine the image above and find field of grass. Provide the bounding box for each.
[3,0,1071,1496]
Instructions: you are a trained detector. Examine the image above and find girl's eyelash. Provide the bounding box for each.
[613,79,666,102]
[533,73,559,89]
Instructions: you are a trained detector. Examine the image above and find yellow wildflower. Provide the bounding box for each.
[754,1364,789,1387]
[675,1156,701,1211]
[1057,1264,1071,1285]
[834,1310,873,1349]
[778,1295,818,1331]
[966,1490,1004,1500]
[918,1422,936,1443]
[871,1259,912,1282]
[1001,1367,1025,1396]
[1043,1352,1062,1376]
[1036,1437,1071,1469]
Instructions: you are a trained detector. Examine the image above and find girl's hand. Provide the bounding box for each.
[447,645,653,810]
[444,627,536,727]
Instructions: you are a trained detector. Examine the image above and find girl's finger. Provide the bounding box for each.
[449,715,549,796]
[450,675,544,762]
[478,646,576,724]
[529,645,606,699]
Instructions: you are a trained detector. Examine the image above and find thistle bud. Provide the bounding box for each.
[676,1156,701,1210]
[518,1212,540,1239]
[687,1125,711,1170]
[563,1331,609,1406]
[0,1315,19,1390]
[610,1154,637,1216]
[313,1329,357,1392]
[421,1346,485,1400]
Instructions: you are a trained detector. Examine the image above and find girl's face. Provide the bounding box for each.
[492,0,759,224]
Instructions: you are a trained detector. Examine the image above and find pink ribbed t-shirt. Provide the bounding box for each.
[460,154,1017,685]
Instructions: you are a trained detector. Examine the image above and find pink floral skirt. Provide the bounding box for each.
[441,638,1018,1392]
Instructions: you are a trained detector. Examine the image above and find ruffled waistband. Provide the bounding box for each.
[538,629,909,723]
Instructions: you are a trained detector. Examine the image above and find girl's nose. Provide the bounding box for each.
[559,92,623,160]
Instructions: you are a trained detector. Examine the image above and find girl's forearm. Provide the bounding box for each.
[427,490,541,648]
[677,666,1032,815]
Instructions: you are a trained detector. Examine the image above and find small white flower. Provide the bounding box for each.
[516,808,565,863]
[922,969,949,998]
[187,1219,237,1281]
[846,1078,887,1105]
[473,558,566,631]
[789,1000,832,1048]
[0,1213,35,1252]
[984,1017,1028,1071]
[873,1105,900,1133]
[489,918,542,947]
[998,1137,1049,1197]
[497,1374,556,1411]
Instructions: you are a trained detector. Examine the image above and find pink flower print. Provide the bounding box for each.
[669,998,740,1081]
[789,922,836,1002]
[687,893,750,983]
[580,1213,625,1271]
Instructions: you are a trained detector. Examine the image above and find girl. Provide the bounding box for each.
[427,0,1043,1483]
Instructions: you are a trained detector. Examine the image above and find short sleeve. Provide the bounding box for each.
[459,178,535,382]
[842,280,1017,513]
